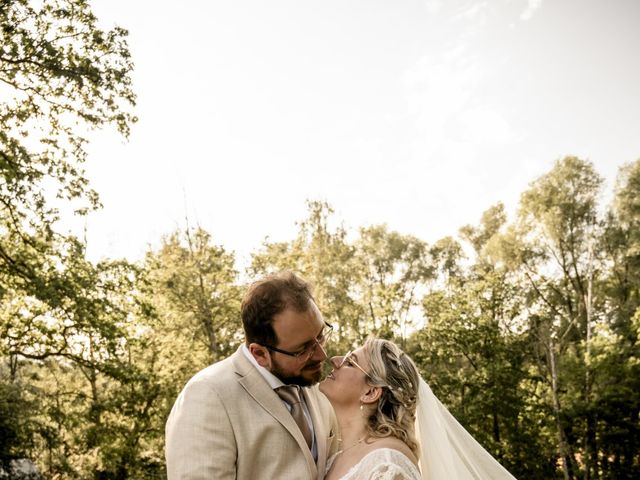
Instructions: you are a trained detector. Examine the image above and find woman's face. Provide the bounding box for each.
[319,346,371,407]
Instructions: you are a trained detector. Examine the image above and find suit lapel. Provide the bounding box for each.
[232,349,317,475]
[302,387,329,475]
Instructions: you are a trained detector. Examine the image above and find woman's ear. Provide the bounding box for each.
[249,343,271,368]
[361,385,383,405]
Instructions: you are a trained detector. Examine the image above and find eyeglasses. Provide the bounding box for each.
[263,321,334,363]
[332,351,371,379]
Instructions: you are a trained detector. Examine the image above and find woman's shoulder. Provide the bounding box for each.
[365,437,418,466]
[348,442,420,480]
[326,438,420,480]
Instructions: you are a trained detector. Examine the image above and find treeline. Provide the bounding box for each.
[1,158,639,479]
[1,1,639,479]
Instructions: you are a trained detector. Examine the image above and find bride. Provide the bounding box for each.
[319,338,518,480]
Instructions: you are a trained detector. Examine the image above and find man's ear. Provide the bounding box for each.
[249,343,271,368]
[360,385,383,405]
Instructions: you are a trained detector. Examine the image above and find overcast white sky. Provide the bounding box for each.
[72,0,640,267]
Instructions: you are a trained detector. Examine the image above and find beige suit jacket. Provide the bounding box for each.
[165,347,339,480]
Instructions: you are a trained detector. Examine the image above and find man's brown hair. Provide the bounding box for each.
[241,271,315,346]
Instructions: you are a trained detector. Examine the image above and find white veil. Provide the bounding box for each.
[415,378,518,480]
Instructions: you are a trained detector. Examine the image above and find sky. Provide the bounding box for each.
[69,0,640,268]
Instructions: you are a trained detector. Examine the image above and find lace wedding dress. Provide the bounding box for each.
[326,448,421,480]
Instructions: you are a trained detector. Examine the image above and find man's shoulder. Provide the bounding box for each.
[183,350,245,391]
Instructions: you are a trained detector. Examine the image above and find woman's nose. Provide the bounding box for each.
[329,356,342,369]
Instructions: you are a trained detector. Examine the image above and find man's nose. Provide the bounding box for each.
[311,341,328,361]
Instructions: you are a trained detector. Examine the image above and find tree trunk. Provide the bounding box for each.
[584,241,598,480]
[549,337,574,480]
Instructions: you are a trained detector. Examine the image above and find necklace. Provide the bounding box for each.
[337,436,365,455]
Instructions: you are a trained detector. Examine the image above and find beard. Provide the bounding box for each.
[270,356,324,386]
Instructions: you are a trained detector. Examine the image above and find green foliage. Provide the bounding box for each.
[244,180,640,478]
[596,159,640,479]
[0,0,136,333]
[0,0,136,234]
[3,157,640,478]
[0,236,169,478]
[250,200,365,353]
[0,372,38,466]
[355,225,434,341]
[1,13,639,474]
[1,3,138,469]
[144,227,242,365]
[411,211,556,479]
[250,200,435,353]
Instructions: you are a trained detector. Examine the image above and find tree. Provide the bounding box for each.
[495,157,604,479]
[604,160,640,328]
[0,0,136,292]
[1,2,137,472]
[411,205,554,478]
[598,159,640,478]
[355,224,433,342]
[144,226,242,366]
[0,233,170,478]
[250,200,364,351]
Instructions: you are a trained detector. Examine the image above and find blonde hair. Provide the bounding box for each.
[362,338,420,457]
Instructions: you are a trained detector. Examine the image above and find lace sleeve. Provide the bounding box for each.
[342,448,421,480]
[367,463,418,480]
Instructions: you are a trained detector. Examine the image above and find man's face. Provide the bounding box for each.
[268,302,328,386]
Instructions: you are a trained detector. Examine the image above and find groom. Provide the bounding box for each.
[165,272,339,479]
